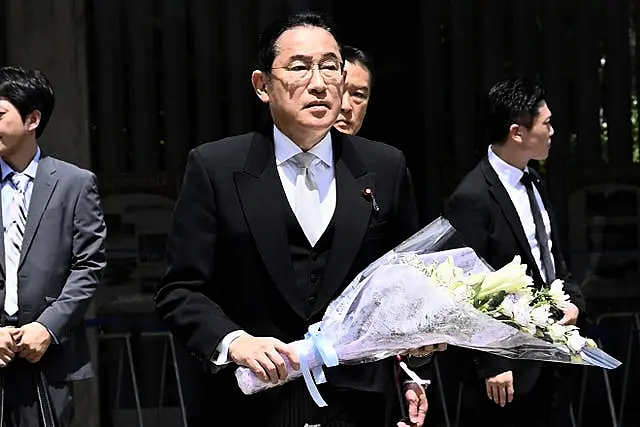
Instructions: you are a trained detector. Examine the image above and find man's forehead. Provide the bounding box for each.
[275,26,340,58]
[345,61,371,86]
[536,102,551,119]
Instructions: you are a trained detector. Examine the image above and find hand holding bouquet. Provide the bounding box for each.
[234,217,620,406]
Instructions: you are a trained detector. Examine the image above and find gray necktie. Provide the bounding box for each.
[291,152,322,246]
[4,173,30,315]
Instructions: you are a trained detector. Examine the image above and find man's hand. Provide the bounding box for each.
[228,335,299,384]
[14,322,52,363]
[557,302,579,326]
[485,370,514,407]
[398,382,427,427]
[0,327,17,367]
[405,343,447,358]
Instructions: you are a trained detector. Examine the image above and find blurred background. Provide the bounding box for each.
[2,0,639,426]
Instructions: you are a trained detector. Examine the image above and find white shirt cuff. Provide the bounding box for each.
[211,330,247,367]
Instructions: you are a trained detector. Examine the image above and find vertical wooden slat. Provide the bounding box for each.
[603,0,632,164]
[420,0,446,220]
[542,0,571,251]
[190,0,222,145]
[222,2,253,135]
[126,0,158,173]
[573,0,603,165]
[481,0,506,91]
[634,0,640,161]
[160,0,188,173]
[91,0,126,175]
[450,0,476,174]
[511,0,538,77]
[0,1,6,65]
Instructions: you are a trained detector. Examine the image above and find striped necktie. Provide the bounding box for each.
[4,173,30,316]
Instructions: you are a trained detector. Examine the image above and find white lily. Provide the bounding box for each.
[476,256,534,299]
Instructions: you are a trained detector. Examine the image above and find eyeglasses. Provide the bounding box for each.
[271,60,343,84]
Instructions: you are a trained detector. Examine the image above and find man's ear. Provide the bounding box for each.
[25,110,41,133]
[509,123,524,144]
[251,70,270,104]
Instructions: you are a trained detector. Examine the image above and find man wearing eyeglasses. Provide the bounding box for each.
[156,11,422,427]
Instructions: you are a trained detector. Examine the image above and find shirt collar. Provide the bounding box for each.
[487,145,528,188]
[0,146,41,182]
[273,125,333,167]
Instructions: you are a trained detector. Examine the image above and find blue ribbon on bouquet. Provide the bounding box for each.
[299,322,339,407]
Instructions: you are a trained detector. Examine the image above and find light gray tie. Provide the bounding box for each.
[291,152,322,246]
[4,173,29,315]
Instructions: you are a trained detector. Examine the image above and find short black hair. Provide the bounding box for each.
[255,11,343,72]
[343,45,374,87]
[485,77,546,144]
[0,66,55,139]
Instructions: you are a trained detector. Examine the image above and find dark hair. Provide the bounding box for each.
[343,45,374,87]
[0,66,55,139]
[256,11,343,72]
[485,77,546,144]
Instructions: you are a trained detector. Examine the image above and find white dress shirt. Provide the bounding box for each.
[211,126,336,368]
[487,146,554,280]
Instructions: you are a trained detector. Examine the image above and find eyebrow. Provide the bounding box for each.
[287,53,342,62]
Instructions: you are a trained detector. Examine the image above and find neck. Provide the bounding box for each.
[4,140,37,172]
[491,143,528,170]
[278,125,329,151]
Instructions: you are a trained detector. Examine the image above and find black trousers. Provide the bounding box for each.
[457,364,577,427]
[195,376,390,427]
[2,359,73,427]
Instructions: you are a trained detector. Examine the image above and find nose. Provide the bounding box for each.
[549,124,554,137]
[341,91,353,113]
[308,67,327,92]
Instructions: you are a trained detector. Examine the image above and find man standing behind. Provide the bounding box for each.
[334,45,373,136]
[444,77,585,426]
[155,12,423,427]
[0,66,106,426]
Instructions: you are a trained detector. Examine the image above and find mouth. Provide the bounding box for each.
[304,101,331,110]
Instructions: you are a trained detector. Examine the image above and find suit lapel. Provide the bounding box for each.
[313,131,374,314]
[19,156,58,270]
[234,131,305,318]
[481,158,543,283]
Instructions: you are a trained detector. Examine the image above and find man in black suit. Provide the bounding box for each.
[155,12,424,427]
[443,77,586,427]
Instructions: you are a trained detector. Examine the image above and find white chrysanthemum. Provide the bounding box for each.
[530,305,552,326]
[548,279,571,310]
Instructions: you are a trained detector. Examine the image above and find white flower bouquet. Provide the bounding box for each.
[234,217,620,406]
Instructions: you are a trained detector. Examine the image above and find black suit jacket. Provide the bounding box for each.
[155,128,419,422]
[443,156,586,393]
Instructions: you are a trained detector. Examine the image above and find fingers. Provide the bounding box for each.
[256,353,281,384]
[0,353,12,368]
[246,359,269,383]
[274,341,300,371]
[507,382,514,404]
[406,389,419,421]
[557,313,570,326]
[265,348,289,382]
[498,384,507,407]
[405,384,427,426]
